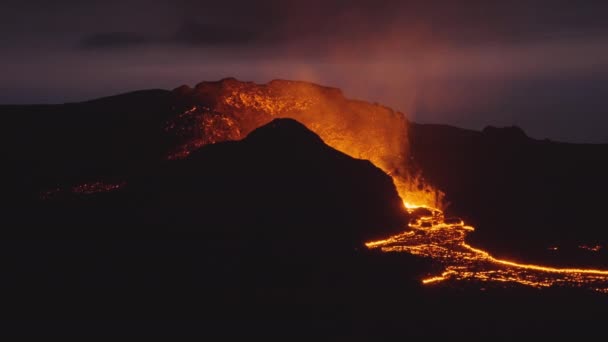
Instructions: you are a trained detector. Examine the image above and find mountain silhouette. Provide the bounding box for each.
[32,118,407,246]
[2,79,608,337]
[3,79,607,265]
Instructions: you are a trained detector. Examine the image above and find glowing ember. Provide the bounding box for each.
[579,245,603,252]
[40,181,125,199]
[366,202,608,293]
[71,181,126,194]
[165,106,242,159]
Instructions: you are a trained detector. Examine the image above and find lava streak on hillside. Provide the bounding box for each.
[40,181,126,200]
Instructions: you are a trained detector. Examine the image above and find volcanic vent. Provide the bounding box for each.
[168,78,443,208]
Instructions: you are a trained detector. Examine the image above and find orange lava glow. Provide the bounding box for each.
[168,79,444,208]
[366,201,608,293]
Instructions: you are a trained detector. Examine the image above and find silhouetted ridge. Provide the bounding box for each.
[27,118,408,248]
[244,118,325,147]
[132,118,407,245]
[82,89,171,105]
[482,125,529,142]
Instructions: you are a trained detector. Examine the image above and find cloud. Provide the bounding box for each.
[77,22,273,51]
[172,21,266,46]
[69,1,608,52]
[78,32,149,49]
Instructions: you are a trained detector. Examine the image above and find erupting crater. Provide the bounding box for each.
[168,78,443,208]
[168,78,608,293]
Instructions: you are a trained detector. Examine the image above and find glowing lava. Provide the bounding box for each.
[366,201,608,293]
[169,79,608,293]
[169,79,444,208]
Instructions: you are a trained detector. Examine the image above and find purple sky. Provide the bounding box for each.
[1,0,607,142]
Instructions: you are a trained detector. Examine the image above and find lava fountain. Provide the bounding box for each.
[168,78,608,293]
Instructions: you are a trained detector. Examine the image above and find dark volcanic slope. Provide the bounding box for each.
[2,118,429,337]
[410,123,608,266]
[129,118,407,244]
[3,89,174,202]
[3,80,607,261]
[4,81,608,260]
[29,118,408,246]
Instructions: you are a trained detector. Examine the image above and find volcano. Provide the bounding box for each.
[2,78,608,337]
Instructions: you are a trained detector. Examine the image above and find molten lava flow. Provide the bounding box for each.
[366,201,608,293]
[169,79,444,208]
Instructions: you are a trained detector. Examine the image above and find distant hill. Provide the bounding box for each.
[410,122,608,266]
[2,89,174,203]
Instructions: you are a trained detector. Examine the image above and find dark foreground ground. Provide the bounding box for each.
[1,237,607,338]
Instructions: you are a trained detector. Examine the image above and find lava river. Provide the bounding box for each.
[366,203,608,294]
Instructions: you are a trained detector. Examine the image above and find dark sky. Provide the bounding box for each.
[1,0,607,142]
